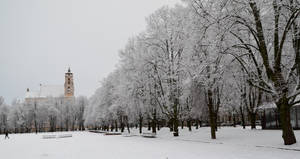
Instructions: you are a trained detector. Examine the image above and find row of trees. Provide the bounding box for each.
[0,96,88,133]
[85,0,300,145]
[0,0,298,146]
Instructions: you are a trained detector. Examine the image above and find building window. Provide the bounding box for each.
[68,78,70,84]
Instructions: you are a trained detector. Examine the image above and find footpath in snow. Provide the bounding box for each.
[0,126,299,159]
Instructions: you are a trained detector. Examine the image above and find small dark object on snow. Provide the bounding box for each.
[5,131,9,139]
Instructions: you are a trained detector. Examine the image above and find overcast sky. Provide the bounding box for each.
[0,0,181,104]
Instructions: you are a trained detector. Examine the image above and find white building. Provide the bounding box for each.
[25,68,74,103]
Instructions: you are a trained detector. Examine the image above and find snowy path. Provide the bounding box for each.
[0,127,299,159]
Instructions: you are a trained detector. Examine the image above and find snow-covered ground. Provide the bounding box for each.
[1,127,299,159]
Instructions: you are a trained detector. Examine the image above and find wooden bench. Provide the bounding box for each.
[42,134,72,139]
[42,135,57,139]
[142,132,156,138]
[57,134,72,138]
[89,130,107,133]
[104,132,122,135]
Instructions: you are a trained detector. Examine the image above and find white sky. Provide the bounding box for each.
[0,0,182,104]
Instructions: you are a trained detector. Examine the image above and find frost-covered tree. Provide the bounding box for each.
[76,96,88,131]
[227,0,300,145]
[84,0,299,145]
[0,97,9,134]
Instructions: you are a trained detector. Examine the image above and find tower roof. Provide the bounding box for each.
[68,67,71,73]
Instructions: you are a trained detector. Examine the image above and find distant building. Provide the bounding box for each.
[25,68,75,102]
[22,68,75,132]
[259,102,300,130]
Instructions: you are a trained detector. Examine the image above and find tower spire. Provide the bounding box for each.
[68,67,71,73]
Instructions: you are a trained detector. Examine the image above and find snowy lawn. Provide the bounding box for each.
[1,127,300,159]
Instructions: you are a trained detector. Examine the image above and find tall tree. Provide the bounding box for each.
[229,0,300,145]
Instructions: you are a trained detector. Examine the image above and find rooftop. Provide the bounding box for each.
[25,85,64,98]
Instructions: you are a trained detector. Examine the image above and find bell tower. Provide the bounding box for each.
[64,67,74,97]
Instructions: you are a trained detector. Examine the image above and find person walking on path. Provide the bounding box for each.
[5,130,9,139]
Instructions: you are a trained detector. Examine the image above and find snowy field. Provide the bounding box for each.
[1,127,300,159]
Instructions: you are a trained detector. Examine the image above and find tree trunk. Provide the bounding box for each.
[110,124,114,132]
[147,120,151,131]
[261,110,266,130]
[278,99,296,145]
[34,120,38,134]
[250,112,256,129]
[121,123,124,132]
[115,120,118,132]
[127,123,130,133]
[173,116,179,136]
[209,112,216,139]
[207,88,218,138]
[233,114,236,127]
[71,122,75,131]
[181,120,184,129]
[187,119,192,131]
[169,118,174,132]
[173,98,179,137]
[240,106,246,129]
[152,110,157,133]
[151,119,156,133]
[80,120,84,131]
[215,115,219,131]
[139,117,143,134]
